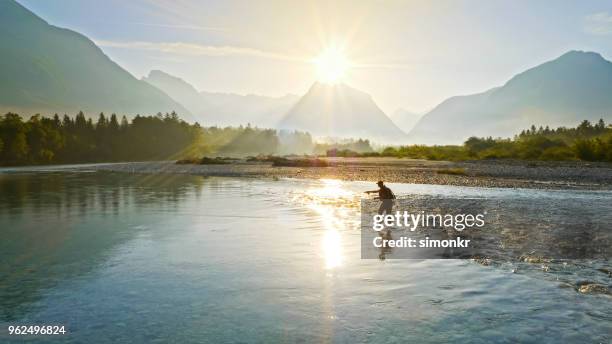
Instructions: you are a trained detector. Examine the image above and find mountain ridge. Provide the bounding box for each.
[389,108,422,133]
[409,50,612,144]
[143,70,299,127]
[279,82,407,143]
[0,0,191,119]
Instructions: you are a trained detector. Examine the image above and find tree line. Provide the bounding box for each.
[333,119,612,162]
[0,111,203,166]
[0,112,317,166]
[464,119,611,161]
[2,111,610,166]
[200,125,314,156]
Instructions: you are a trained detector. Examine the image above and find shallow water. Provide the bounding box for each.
[0,170,610,343]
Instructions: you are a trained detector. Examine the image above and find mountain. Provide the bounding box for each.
[143,70,298,127]
[409,51,612,144]
[279,82,407,143]
[0,0,190,119]
[389,109,422,133]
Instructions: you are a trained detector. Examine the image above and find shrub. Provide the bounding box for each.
[271,157,329,167]
[539,146,574,161]
[436,168,467,176]
[176,157,231,165]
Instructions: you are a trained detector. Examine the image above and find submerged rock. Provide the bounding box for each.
[520,255,550,264]
[471,256,492,266]
[576,282,610,295]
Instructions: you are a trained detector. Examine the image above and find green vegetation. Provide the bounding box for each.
[176,157,234,165]
[323,144,470,160]
[0,112,322,166]
[464,119,611,161]
[326,119,612,162]
[0,111,202,166]
[200,125,278,155]
[377,145,471,161]
[200,126,313,156]
[436,168,467,176]
[2,111,610,167]
[270,157,329,167]
[242,155,330,167]
[314,139,374,156]
[0,113,316,166]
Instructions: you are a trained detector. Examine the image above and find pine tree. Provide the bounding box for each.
[96,113,108,129]
[120,115,129,131]
[109,114,120,132]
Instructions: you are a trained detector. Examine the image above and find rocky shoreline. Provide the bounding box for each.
[75,157,612,190]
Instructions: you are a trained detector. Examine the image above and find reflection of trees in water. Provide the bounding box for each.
[0,172,205,215]
[0,171,205,321]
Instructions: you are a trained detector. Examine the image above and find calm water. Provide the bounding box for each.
[0,169,610,343]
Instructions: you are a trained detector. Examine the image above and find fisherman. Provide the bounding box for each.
[365,180,396,215]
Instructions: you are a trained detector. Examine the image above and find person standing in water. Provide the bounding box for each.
[365,180,396,215]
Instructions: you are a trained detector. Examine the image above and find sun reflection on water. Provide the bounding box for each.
[294,179,360,270]
[322,230,342,269]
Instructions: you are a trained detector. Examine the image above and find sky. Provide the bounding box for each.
[17,0,612,114]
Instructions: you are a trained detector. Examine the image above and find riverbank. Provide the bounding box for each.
[74,157,612,190]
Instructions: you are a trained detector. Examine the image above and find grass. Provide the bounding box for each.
[176,157,232,165]
[246,155,329,167]
[176,158,200,164]
[271,157,329,167]
[176,155,329,167]
[436,168,467,176]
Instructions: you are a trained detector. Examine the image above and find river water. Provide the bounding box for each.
[0,169,610,343]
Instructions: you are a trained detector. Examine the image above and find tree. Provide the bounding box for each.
[96,113,108,130]
[109,114,120,133]
[574,139,597,161]
[0,113,29,164]
[120,115,129,131]
[595,119,606,132]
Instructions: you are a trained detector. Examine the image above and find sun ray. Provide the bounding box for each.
[314,47,351,83]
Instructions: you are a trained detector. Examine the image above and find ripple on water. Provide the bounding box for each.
[0,173,610,343]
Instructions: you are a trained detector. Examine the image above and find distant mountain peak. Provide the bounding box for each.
[148,69,185,80]
[558,50,605,61]
[409,50,612,144]
[309,81,373,99]
[142,69,299,127]
[143,70,200,96]
[279,82,406,143]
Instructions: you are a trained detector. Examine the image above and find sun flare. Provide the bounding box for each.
[314,47,351,84]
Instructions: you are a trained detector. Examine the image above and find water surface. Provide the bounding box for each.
[0,170,610,343]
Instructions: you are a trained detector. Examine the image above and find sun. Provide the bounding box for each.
[314,47,351,84]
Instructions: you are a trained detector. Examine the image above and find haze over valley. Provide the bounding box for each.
[143,70,299,128]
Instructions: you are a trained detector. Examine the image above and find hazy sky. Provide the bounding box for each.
[18,0,612,114]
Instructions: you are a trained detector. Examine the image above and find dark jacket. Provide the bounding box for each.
[378,186,395,200]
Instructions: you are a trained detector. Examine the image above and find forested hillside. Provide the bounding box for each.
[0,112,202,165]
[0,113,316,166]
